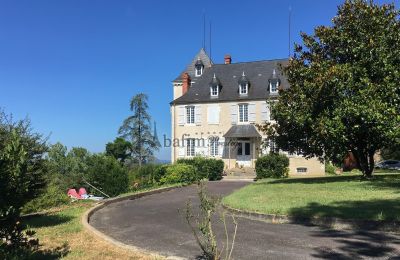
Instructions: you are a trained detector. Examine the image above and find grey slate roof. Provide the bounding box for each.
[171,59,289,105]
[223,125,261,138]
[173,48,213,82]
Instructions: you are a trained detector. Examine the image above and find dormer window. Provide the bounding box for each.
[240,83,248,95]
[270,82,278,93]
[238,71,249,96]
[210,73,221,97]
[195,57,204,77]
[269,69,280,94]
[211,85,219,96]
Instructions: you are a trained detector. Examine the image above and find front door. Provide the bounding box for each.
[237,141,251,167]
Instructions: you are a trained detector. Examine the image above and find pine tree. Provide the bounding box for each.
[118,93,160,166]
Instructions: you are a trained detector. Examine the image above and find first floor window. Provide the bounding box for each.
[186,139,195,157]
[209,137,219,156]
[186,106,195,124]
[238,104,249,123]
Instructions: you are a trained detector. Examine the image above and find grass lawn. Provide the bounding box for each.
[22,185,183,259]
[223,173,400,221]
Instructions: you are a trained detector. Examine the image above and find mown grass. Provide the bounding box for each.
[22,185,184,259]
[223,173,400,221]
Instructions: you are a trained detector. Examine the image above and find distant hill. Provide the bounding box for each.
[154,158,171,165]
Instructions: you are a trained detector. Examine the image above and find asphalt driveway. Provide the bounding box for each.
[89,181,400,259]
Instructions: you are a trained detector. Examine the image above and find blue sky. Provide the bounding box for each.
[0,0,397,160]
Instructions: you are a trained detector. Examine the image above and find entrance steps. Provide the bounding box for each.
[223,167,256,181]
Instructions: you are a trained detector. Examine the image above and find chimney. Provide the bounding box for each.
[224,54,232,64]
[182,72,191,95]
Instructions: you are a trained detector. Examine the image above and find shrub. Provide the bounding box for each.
[128,164,167,189]
[325,162,336,175]
[160,164,196,184]
[0,112,47,254]
[85,155,129,197]
[255,153,289,179]
[177,157,224,181]
[22,182,70,214]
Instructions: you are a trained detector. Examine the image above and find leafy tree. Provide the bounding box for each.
[85,154,129,197]
[46,143,90,190]
[105,137,131,163]
[261,0,400,177]
[119,93,160,166]
[0,112,47,254]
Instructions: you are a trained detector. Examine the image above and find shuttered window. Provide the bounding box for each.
[186,139,195,157]
[238,104,249,123]
[186,106,195,124]
[209,137,219,157]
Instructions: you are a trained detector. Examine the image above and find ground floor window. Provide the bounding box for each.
[186,139,195,157]
[296,167,308,173]
[209,137,219,157]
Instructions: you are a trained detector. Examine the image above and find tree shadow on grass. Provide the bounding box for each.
[2,242,70,260]
[289,199,400,222]
[267,173,399,185]
[24,214,73,229]
[288,200,400,259]
[263,173,400,194]
[31,242,70,260]
[310,229,400,259]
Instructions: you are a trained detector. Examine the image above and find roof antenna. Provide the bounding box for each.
[202,10,206,51]
[288,5,292,58]
[209,20,212,61]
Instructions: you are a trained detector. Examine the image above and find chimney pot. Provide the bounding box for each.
[224,54,232,64]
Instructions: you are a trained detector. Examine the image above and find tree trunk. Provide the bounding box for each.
[351,148,375,178]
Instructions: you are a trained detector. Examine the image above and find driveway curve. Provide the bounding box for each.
[89,181,400,259]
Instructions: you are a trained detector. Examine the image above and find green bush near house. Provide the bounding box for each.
[160,164,197,184]
[85,154,129,197]
[325,162,337,175]
[177,157,224,181]
[255,153,289,179]
[128,164,168,189]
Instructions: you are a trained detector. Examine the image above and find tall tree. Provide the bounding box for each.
[261,0,400,177]
[118,93,160,166]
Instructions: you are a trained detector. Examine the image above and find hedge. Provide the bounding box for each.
[160,164,197,184]
[255,153,289,179]
[177,157,224,181]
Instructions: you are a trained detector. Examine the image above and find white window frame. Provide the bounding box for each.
[186,106,195,124]
[195,66,203,77]
[210,85,219,97]
[270,82,278,93]
[239,83,248,95]
[238,103,249,123]
[186,139,195,157]
[209,137,219,157]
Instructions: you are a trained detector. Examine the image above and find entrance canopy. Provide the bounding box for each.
[223,125,261,138]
